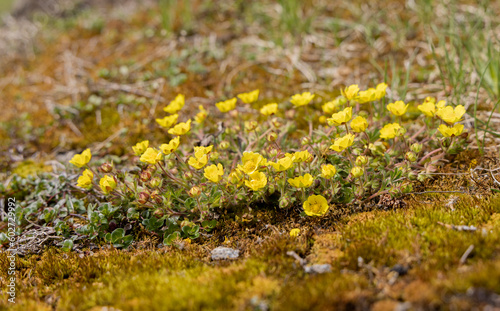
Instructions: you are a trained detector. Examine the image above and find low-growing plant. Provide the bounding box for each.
[2,82,470,249]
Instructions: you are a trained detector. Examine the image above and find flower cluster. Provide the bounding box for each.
[68,84,468,246]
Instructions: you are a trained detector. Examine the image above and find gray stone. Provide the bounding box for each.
[211,246,240,260]
[304,264,331,274]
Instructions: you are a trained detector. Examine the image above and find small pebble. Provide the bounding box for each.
[211,246,240,260]
[304,264,331,274]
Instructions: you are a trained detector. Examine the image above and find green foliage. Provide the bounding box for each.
[104,228,133,248]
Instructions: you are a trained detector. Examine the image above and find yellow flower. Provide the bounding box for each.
[193,145,213,159]
[140,148,163,164]
[269,156,293,172]
[290,92,315,107]
[132,140,149,156]
[386,100,409,116]
[436,100,446,109]
[245,171,267,191]
[238,152,267,174]
[288,174,314,188]
[285,150,313,163]
[356,88,377,104]
[327,107,353,126]
[163,94,185,114]
[99,175,117,195]
[237,89,259,104]
[438,124,464,137]
[290,228,300,237]
[351,166,364,178]
[69,149,92,168]
[417,101,436,117]
[303,195,329,216]
[321,164,336,179]
[168,119,191,136]
[341,84,359,101]
[330,134,355,152]
[188,155,208,170]
[159,136,180,155]
[436,105,466,125]
[425,96,436,104]
[379,123,404,140]
[322,100,337,114]
[260,103,278,116]
[374,83,388,100]
[77,169,93,189]
[156,114,178,128]
[204,163,224,183]
[216,98,237,112]
[194,105,207,124]
[350,116,368,132]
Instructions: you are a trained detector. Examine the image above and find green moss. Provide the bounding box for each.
[1,194,499,310]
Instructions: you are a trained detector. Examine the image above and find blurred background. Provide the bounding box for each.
[0,0,499,177]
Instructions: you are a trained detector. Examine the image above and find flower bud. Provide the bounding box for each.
[271,118,282,128]
[355,156,368,166]
[147,165,157,174]
[210,151,220,161]
[170,168,178,175]
[410,143,423,153]
[279,197,291,209]
[268,183,276,194]
[167,160,176,169]
[268,148,278,158]
[137,191,150,205]
[149,177,162,188]
[424,96,436,103]
[417,173,428,182]
[150,191,163,204]
[183,171,193,180]
[140,170,152,182]
[188,186,201,198]
[219,140,230,150]
[405,152,417,162]
[338,96,347,106]
[100,163,113,173]
[229,110,239,118]
[244,121,258,132]
[229,170,244,185]
[301,137,311,146]
[153,209,164,218]
[268,132,278,142]
[351,166,364,178]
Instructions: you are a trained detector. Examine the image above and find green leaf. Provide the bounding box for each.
[110,228,125,242]
[61,239,74,252]
[104,233,112,242]
[122,235,134,248]
[202,220,217,232]
[0,233,9,245]
[163,232,180,246]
